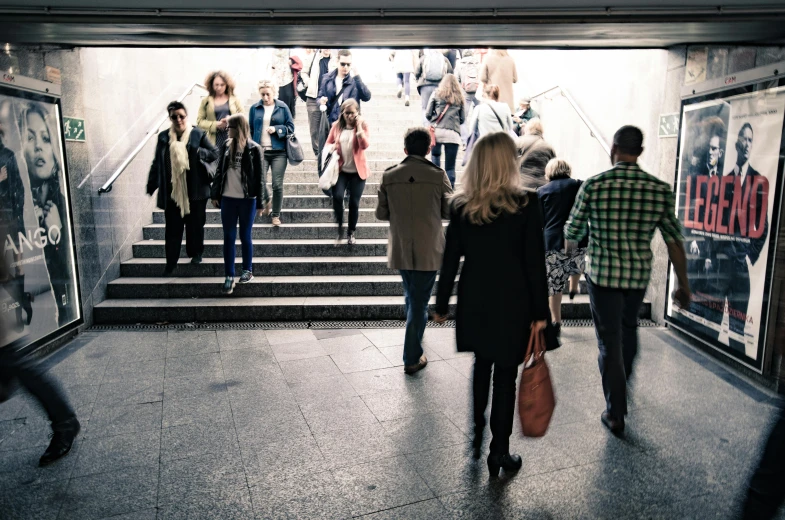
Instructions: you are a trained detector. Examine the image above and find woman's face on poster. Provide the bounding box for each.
[24,111,55,180]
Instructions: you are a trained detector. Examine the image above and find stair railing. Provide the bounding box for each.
[97,82,208,194]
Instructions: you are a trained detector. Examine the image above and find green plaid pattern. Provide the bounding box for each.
[564,162,682,289]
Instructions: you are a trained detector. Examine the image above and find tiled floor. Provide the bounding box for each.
[0,326,782,519]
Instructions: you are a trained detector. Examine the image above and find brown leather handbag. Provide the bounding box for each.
[517,327,556,437]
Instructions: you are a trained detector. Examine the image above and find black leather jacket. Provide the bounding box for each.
[210,139,269,205]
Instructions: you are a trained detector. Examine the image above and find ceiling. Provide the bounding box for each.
[3,2,785,48]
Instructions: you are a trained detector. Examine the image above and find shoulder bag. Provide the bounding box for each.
[517,327,556,437]
[286,133,304,166]
[429,103,451,147]
[487,104,519,139]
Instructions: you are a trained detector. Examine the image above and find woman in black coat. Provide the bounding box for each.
[434,132,549,478]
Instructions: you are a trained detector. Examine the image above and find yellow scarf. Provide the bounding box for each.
[169,125,193,217]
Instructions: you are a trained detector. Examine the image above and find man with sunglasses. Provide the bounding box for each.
[318,49,372,126]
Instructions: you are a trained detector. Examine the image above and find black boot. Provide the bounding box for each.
[39,417,80,467]
[487,452,522,477]
[472,427,483,460]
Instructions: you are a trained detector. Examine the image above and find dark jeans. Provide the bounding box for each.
[0,346,76,428]
[263,149,288,218]
[473,355,518,455]
[220,197,256,277]
[333,171,366,233]
[400,270,437,366]
[420,85,437,126]
[165,198,207,268]
[743,403,785,520]
[306,98,321,156]
[396,73,411,96]
[586,278,646,419]
[431,142,459,187]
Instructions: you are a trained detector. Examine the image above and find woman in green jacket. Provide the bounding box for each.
[197,70,244,149]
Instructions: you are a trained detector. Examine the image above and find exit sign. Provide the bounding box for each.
[658,113,680,138]
[63,117,85,142]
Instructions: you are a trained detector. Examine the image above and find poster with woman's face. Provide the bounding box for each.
[0,86,80,349]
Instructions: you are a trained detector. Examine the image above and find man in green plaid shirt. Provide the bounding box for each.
[564,125,691,435]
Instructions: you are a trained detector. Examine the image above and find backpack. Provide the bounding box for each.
[424,52,446,82]
[461,61,479,93]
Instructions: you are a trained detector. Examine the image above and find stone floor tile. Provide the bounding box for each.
[404,444,488,497]
[93,378,163,409]
[164,352,223,379]
[264,329,318,345]
[217,329,271,350]
[278,355,342,384]
[157,485,255,520]
[0,480,67,520]
[362,328,407,348]
[332,455,435,517]
[96,509,158,520]
[158,451,247,505]
[250,470,352,519]
[344,366,411,395]
[59,465,158,520]
[546,418,645,467]
[360,498,452,520]
[0,443,79,489]
[317,333,376,355]
[288,374,358,405]
[241,434,328,484]
[381,413,469,454]
[160,421,240,462]
[162,392,233,428]
[443,356,474,378]
[84,401,162,438]
[166,330,219,358]
[220,346,278,373]
[377,344,444,367]
[312,328,364,340]
[361,388,446,422]
[72,429,160,477]
[0,417,55,452]
[300,395,379,434]
[101,358,165,384]
[313,423,400,468]
[163,373,228,401]
[234,409,313,448]
[330,345,394,374]
[270,339,328,363]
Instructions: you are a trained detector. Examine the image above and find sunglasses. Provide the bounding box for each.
[339,62,351,67]
[170,114,186,121]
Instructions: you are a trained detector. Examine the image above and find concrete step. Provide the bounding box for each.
[121,256,398,277]
[132,239,388,258]
[275,183,380,195]
[152,208,384,225]
[106,274,460,299]
[280,195,378,209]
[142,222,423,240]
[93,295,459,323]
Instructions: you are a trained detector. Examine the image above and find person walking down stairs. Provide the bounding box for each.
[211,114,270,295]
[326,99,369,245]
[249,80,295,228]
[146,101,219,276]
[196,70,243,150]
[390,49,417,107]
[376,127,452,375]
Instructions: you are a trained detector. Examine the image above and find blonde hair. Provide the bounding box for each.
[205,70,236,97]
[257,79,278,99]
[452,132,526,225]
[545,158,572,181]
[338,99,360,130]
[227,114,250,156]
[434,73,465,107]
[493,49,510,57]
[525,119,543,136]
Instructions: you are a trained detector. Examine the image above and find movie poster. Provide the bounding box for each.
[667,86,785,370]
[0,83,80,350]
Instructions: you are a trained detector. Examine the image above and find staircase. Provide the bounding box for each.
[94,83,649,324]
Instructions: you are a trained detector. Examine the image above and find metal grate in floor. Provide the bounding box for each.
[89,319,658,331]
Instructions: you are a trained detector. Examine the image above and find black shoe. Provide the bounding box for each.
[39,417,80,467]
[553,322,561,339]
[472,428,483,460]
[569,289,577,300]
[163,265,176,276]
[190,255,203,265]
[487,452,522,477]
[601,411,625,435]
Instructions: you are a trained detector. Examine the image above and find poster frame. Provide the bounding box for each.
[666,69,785,375]
[1,74,83,354]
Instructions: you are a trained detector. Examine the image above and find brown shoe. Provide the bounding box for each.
[601,411,625,435]
[404,355,428,375]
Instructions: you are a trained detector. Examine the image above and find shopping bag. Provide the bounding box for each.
[517,327,556,437]
[318,145,340,191]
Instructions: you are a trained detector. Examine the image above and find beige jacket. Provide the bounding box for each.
[196,95,244,145]
[481,52,518,111]
[376,155,453,271]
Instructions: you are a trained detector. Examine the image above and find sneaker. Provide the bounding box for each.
[347,232,356,245]
[238,270,254,284]
[222,277,235,294]
[404,95,410,107]
[397,87,402,98]
[272,216,282,227]
[190,255,203,265]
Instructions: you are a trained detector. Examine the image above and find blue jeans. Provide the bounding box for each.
[420,85,437,126]
[396,73,411,96]
[431,142,459,187]
[461,92,481,143]
[400,270,437,366]
[220,197,257,277]
[586,278,646,419]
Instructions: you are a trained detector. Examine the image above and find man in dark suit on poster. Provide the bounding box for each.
[714,122,769,351]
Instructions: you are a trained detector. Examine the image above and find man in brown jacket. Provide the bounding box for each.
[376,127,453,374]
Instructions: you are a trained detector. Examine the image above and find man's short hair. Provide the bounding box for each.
[739,122,754,139]
[167,101,187,115]
[404,127,431,157]
[613,125,644,155]
[337,49,352,59]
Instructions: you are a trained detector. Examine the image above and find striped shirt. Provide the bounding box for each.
[563,162,683,290]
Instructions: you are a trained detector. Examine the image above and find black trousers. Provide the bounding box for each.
[744,403,785,520]
[164,198,207,268]
[0,346,76,427]
[473,355,518,455]
[332,171,366,233]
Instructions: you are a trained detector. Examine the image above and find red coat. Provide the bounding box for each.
[325,120,370,180]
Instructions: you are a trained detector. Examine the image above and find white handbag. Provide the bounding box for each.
[319,145,340,191]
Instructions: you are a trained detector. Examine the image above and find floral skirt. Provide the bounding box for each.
[545,248,586,297]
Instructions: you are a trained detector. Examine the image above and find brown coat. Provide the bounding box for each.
[375,155,453,271]
[481,53,518,111]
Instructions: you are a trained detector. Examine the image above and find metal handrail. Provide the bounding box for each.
[530,85,611,157]
[97,82,208,194]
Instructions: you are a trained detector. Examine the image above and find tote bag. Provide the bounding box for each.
[517,327,556,437]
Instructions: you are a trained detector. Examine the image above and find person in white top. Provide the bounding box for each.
[390,49,418,106]
[467,84,514,138]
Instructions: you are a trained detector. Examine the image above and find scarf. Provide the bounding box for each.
[169,125,193,217]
